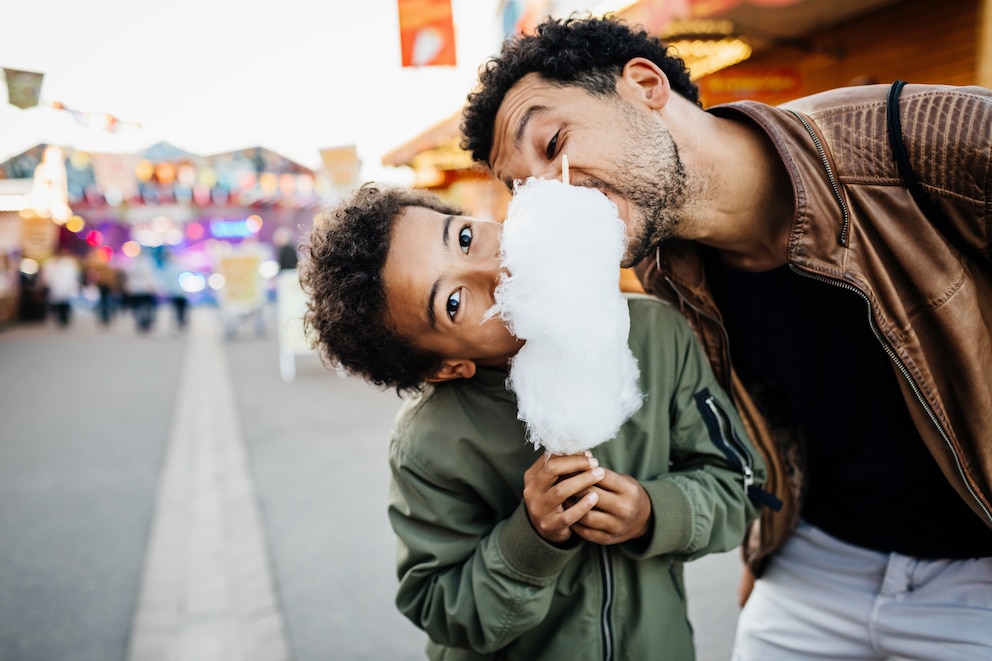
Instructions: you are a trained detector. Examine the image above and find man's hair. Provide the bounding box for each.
[461,14,700,167]
[298,182,463,393]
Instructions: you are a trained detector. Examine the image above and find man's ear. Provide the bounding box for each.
[425,358,477,383]
[619,57,671,110]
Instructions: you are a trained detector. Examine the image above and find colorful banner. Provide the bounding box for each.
[397,0,457,67]
[90,152,140,202]
[216,251,264,312]
[3,68,44,109]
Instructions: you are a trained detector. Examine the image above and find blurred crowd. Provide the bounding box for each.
[34,245,189,334]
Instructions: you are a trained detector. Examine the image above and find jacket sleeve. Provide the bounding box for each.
[620,300,768,562]
[388,441,580,653]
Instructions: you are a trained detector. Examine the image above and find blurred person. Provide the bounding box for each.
[157,249,189,331]
[41,246,81,328]
[459,14,992,661]
[84,249,120,327]
[124,250,158,334]
[273,226,298,271]
[298,182,768,660]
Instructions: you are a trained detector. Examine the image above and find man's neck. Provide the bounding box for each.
[683,113,794,272]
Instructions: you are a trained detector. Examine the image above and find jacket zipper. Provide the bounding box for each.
[694,390,781,510]
[703,393,754,491]
[787,110,991,525]
[790,265,992,524]
[786,109,851,246]
[598,545,614,661]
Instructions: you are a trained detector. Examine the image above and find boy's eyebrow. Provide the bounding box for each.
[426,215,455,329]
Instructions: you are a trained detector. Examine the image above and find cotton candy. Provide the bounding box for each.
[487,177,643,455]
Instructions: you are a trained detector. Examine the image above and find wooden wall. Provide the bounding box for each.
[698,0,981,107]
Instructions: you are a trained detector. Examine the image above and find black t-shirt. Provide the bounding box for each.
[707,252,992,558]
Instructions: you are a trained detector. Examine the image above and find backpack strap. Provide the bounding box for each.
[886,80,987,274]
[886,81,945,227]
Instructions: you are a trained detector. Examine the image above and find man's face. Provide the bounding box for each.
[488,73,688,266]
[382,206,523,368]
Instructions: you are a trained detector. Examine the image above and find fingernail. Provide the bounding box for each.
[592,467,605,478]
[588,457,599,467]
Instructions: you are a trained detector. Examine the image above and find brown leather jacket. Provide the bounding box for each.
[635,83,992,575]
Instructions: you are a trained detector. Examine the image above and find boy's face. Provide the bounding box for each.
[382,205,523,375]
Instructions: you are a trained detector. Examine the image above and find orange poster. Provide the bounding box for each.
[397,0,456,67]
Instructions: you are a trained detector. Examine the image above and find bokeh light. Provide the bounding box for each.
[122,241,141,258]
[20,258,40,275]
[258,259,280,278]
[208,273,226,290]
[178,271,207,293]
[65,215,86,233]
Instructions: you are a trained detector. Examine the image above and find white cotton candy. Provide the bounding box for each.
[487,177,643,455]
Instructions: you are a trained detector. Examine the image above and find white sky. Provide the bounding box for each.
[0,0,515,183]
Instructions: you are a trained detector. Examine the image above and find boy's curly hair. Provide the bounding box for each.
[298,182,463,393]
[461,14,700,167]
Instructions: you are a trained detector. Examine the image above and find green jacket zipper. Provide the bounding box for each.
[694,389,781,511]
[598,545,614,661]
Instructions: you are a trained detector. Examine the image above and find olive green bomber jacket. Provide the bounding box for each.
[387,295,767,660]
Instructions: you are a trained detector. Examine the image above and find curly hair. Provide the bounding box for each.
[298,182,463,394]
[461,14,700,167]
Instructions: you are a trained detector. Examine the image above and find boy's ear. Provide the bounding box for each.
[619,57,671,110]
[425,358,477,383]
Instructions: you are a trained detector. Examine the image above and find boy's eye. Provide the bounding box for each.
[458,226,472,253]
[545,131,560,160]
[446,290,461,321]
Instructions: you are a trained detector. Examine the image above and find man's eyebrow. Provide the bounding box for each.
[426,215,455,329]
[515,105,547,147]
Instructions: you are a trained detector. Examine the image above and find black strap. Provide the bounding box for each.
[886,79,988,274]
[886,80,947,228]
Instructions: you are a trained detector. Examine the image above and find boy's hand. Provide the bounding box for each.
[523,452,604,545]
[571,469,652,545]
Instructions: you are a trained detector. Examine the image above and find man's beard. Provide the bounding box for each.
[613,105,689,266]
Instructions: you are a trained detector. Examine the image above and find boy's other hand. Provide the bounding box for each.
[571,469,652,545]
[523,452,604,545]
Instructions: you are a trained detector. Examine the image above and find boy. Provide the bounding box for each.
[298,182,767,660]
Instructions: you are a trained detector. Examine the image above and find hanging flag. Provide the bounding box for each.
[397,0,457,67]
[3,67,44,109]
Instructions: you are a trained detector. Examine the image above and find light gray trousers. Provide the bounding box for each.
[732,520,992,661]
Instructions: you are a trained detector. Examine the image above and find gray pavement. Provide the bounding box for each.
[0,302,743,661]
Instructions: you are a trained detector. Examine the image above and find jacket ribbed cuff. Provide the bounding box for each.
[497,501,581,584]
[622,479,692,558]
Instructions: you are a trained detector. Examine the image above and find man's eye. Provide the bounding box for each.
[545,131,559,160]
[458,226,472,253]
[446,290,461,321]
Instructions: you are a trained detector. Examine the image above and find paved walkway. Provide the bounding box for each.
[0,305,743,660]
[127,313,290,661]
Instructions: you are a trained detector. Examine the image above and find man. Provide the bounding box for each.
[298,182,765,659]
[460,14,992,660]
